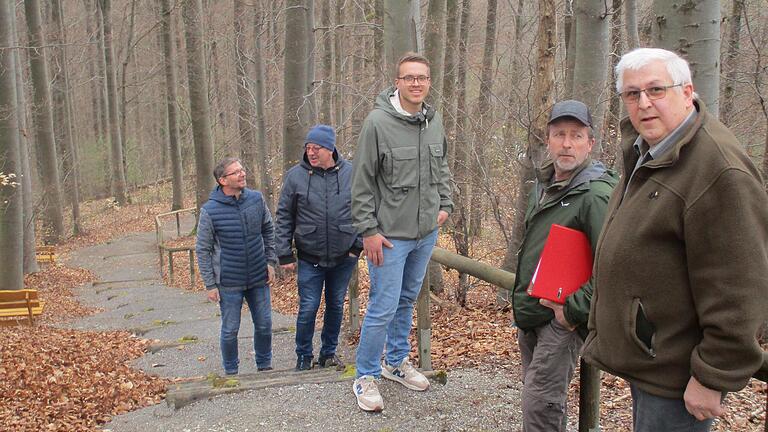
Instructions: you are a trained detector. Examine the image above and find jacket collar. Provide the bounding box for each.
[619,99,706,174]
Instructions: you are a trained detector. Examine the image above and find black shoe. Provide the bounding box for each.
[295,355,314,371]
[317,353,344,369]
[257,366,273,372]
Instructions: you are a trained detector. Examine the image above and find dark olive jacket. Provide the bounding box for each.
[512,159,618,338]
[582,101,768,398]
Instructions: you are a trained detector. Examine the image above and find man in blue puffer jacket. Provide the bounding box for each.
[275,125,363,371]
[196,157,277,375]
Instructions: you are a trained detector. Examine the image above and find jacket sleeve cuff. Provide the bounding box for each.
[349,246,363,257]
[205,284,218,290]
[439,204,454,215]
[362,227,379,237]
[278,255,296,265]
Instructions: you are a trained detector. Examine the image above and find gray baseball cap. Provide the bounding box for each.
[548,100,592,127]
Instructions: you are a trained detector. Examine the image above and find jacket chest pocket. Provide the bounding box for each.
[388,146,419,189]
[428,143,443,185]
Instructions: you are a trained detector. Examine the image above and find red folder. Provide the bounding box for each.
[527,224,593,304]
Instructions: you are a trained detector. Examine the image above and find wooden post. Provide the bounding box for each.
[416,270,432,371]
[347,262,360,333]
[578,359,601,432]
[175,212,181,237]
[188,249,195,285]
[168,251,174,284]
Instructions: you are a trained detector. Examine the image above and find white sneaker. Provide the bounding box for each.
[381,358,430,391]
[352,375,384,412]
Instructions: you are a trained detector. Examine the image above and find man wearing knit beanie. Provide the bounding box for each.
[275,124,362,372]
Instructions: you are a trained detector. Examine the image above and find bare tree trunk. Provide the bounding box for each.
[98,0,129,204]
[452,0,471,306]
[469,0,497,238]
[95,0,111,193]
[333,0,344,144]
[83,0,103,142]
[625,0,640,50]
[182,0,216,210]
[604,0,624,170]
[652,0,720,116]
[383,0,421,73]
[119,0,137,179]
[319,0,333,124]
[503,0,556,273]
[234,0,256,172]
[441,0,459,165]
[371,0,385,86]
[10,1,38,273]
[24,0,66,242]
[563,11,576,99]
[720,0,744,125]
[305,0,317,124]
[423,0,446,106]
[283,0,312,171]
[50,0,82,235]
[254,8,275,210]
[349,1,366,146]
[159,0,185,211]
[0,0,24,289]
[573,0,609,156]
[501,0,525,154]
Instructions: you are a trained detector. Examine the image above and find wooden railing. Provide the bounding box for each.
[348,246,768,432]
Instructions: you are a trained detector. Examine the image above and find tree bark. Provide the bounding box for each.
[371,0,385,87]
[625,0,640,50]
[333,0,345,144]
[0,0,24,289]
[720,0,744,125]
[98,0,129,205]
[604,0,624,169]
[452,0,471,306]
[118,0,137,179]
[503,0,556,273]
[50,0,82,235]
[319,0,333,124]
[159,0,185,211]
[9,2,38,274]
[234,0,256,173]
[182,0,216,210]
[423,0,446,106]
[253,8,275,211]
[24,0,66,242]
[83,0,103,142]
[563,12,576,99]
[283,0,312,172]
[652,0,720,116]
[573,0,610,155]
[469,0,498,237]
[383,0,421,74]
[441,0,459,165]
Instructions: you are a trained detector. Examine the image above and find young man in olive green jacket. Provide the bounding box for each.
[512,100,618,432]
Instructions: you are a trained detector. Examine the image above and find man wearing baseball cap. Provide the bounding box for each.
[511,100,618,431]
[274,124,362,371]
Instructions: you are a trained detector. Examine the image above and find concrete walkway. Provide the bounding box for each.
[64,232,525,432]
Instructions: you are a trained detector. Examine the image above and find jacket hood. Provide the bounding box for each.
[374,86,436,124]
[536,158,617,193]
[208,186,251,205]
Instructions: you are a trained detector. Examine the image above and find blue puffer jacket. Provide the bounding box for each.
[275,151,362,268]
[196,187,276,290]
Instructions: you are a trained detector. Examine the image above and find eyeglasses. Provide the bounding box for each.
[397,75,431,84]
[619,84,683,104]
[221,168,246,178]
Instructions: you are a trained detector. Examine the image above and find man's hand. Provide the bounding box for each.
[684,376,725,421]
[207,288,220,303]
[539,299,576,331]
[437,210,449,227]
[280,263,296,272]
[267,264,275,282]
[363,233,393,266]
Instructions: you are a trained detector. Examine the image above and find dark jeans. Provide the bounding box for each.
[630,383,716,432]
[295,256,357,358]
[219,286,273,374]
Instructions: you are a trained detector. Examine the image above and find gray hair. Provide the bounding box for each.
[615,48,692,93]
[213,157,242,185]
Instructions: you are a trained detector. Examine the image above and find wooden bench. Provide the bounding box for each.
[0,289,45,326]
[35,245,57,264]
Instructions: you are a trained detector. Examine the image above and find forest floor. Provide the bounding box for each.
[1,184,765,431]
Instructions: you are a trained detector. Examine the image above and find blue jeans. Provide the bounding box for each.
[219,286,273,373]
[295,256,358,358]
[355,229,438,378]
[630,383,716,432]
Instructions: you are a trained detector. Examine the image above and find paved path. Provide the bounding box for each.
[64,232,525,432]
